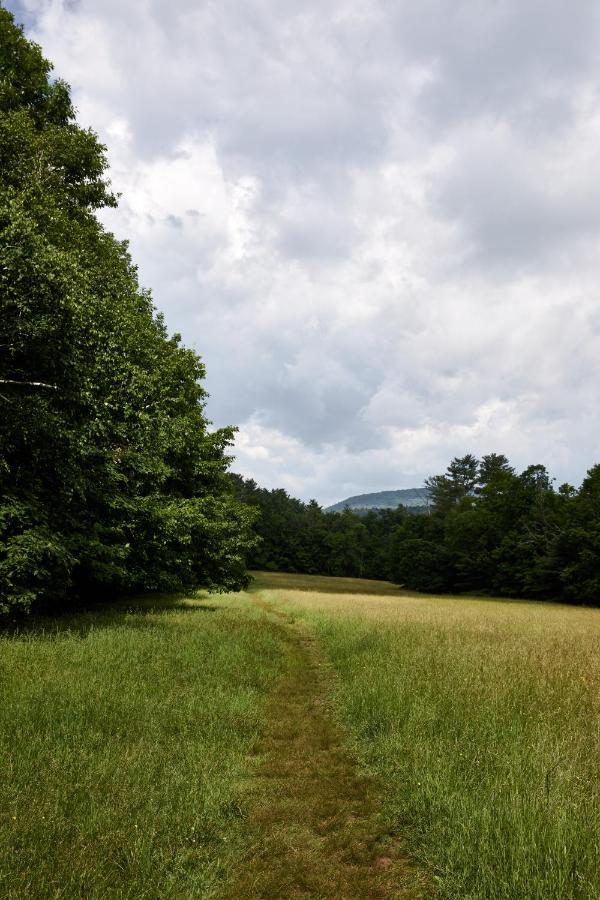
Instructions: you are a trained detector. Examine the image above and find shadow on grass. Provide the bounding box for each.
[0,591,221,639]
[248,570,406,597]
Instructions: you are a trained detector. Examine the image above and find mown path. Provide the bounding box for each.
[226,594,430,899]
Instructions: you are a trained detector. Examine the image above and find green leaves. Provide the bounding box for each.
[398,455,600,603]
[0,8,254,612]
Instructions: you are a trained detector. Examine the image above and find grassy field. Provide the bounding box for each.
[1,574,599,898]
[253,572,600,900]
[0,593,285,898]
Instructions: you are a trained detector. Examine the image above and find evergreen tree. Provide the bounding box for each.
[425,454,480,513]
[232,458,599,605]
[559,465,600,604]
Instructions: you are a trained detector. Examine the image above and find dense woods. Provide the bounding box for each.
[0,10,254,614]
[232,454,600,604]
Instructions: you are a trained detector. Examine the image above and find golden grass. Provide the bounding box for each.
[252,569,600,637]
[250,570,410,596]
[251,571,600,899]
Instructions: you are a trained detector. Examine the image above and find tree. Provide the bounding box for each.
[478,453,513,487]
[559,465,600,604]
[442,456,515,592]
[0,9,255,613]
[394,538,453,593]
[231,454,599,606]
[425,454,480,513]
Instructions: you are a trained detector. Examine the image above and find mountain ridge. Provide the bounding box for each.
[325,487,430,513]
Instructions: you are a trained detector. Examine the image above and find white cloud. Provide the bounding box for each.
[9,0,600,501]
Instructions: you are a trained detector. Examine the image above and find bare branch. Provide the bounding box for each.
[0,379,59,390]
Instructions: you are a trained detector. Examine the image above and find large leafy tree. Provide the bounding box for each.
[0,9,255,613]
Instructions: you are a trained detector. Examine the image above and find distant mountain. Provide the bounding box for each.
[325,488,430,513]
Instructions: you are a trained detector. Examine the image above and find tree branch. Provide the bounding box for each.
[0,379,59,390]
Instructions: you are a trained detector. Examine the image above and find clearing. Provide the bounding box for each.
[1,573,598,898]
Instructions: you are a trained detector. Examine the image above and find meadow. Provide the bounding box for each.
[1,574,598,898]
[257,573,600,899]
[0,594,286,898]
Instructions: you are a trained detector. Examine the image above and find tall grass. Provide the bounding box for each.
[0,593,284,899]
[261,574,600,899]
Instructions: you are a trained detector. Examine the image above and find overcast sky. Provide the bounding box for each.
[8,0,600,503]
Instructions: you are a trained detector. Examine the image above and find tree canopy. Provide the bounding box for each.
[0,9,255,614]
[232,455,600,606]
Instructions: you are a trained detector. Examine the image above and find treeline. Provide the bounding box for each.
[416,454,599,602]
[231,474,401,578]
[232,454,600,604]
[0,11,254,614]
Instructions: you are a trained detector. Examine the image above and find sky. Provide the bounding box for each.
[7,0,600,504]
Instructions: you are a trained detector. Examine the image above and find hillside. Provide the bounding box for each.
[325,487,429,513]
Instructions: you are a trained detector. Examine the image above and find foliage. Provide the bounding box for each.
[230,474,408,581]
[559,465,600,604]
[0,9,254,613]
[424,452,479,514]
[413,454,599,603]
[234,452,600,604]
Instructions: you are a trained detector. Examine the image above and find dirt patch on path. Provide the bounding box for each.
[226,596,430,899]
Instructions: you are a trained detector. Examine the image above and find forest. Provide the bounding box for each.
[232,453,600,605]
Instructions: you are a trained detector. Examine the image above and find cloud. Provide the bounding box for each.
[7,0,600,501]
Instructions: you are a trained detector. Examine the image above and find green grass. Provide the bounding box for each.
[3,573,599,898]
[0,592,285,899]
[253,572,600,900]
